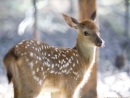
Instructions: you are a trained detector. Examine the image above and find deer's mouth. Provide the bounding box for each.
[96,43,102,47]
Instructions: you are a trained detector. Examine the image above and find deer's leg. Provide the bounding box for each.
[13,81,35,98]
[13,83,21,98]
[13,81,40,98]
[51,92,61,98]
[60,87,76,98]
[51,91,73,98]
[62,91,74,98]
[13,65,22,98]
[13,70,42,98]
[19,89,38,98]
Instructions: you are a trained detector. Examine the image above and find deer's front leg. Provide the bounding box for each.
[51,92,61,98]
[51,91,74,98]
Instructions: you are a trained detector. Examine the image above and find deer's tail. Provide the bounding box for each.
[3,48,17,83]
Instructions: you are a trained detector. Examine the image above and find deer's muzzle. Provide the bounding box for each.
[96,38,104,47]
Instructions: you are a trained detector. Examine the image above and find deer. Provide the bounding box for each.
[3,13,104,98]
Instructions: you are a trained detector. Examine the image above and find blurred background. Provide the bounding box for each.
[0,0,130,98]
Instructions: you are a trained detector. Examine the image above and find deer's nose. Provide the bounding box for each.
[96,38,103,47]
[97,39,102,44]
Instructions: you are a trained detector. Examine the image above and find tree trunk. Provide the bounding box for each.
[79,0,97,98]
[125,0,129,36]
[32,0,39,40]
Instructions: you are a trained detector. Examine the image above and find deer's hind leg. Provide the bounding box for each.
[13,80,42,98]
[13,68,42,98]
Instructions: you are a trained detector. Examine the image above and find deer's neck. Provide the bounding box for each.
[76,34,96,64]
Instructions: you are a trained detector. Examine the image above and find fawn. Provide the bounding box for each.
[3,13,104,98]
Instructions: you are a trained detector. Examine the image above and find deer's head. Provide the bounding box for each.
[62,13,104,47]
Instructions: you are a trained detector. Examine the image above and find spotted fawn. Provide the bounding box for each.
[3,13,104,98]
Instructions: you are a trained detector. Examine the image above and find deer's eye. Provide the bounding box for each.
[84,31,89,36]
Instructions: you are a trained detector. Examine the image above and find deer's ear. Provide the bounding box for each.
[90,10,96,21]
[62,13,79,29]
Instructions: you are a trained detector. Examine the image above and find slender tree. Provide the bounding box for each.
[32,0,39,39]
[125,0,129,36]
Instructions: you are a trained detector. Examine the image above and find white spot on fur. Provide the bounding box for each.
[37,49,39,52]
[66,57,68,60]
[58,60,61,64]
[59,66,63,70]
[71,56,74,60]
[62,54,66,57]
[33,75,39,82]
[76,60,79,64]
[25,59,29,62]
[55,55,58,59]
[30,52,33,57]
[50,70,55,73]
[44,52,46,56]
[73,53,75,56]
[29,62,34,69]
[44,46,46,49]
[73,63,75,67]
[39,79,42,85]
[39,47,41,51]
[35,60,38,64]
[32,71,35,75]
[63,62,69,68]
[37,41,40,45]
[52,64,54,68]
[36,68,39,72]
[39,57,41,61]
[76,54,78,57]
[41,46,43,49]
[66,50,69,53]
[41,67,43,71]
[68,59,72,63]
[55,48,58,52]
[66,70,70,74]
[27,44,30,47]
